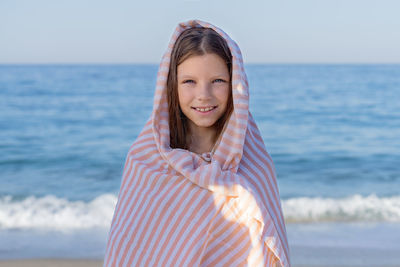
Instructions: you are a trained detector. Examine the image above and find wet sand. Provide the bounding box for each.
[0,259,103,267]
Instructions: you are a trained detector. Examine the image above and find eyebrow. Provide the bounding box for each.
[178,74,229,79]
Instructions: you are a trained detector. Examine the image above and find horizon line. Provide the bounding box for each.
[1,62,400,65]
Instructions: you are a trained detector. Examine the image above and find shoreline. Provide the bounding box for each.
[0,259,399,267]
[1,223,399,267]
[0,259,104,267]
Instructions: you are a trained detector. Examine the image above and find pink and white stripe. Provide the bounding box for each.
[103,19,291,267]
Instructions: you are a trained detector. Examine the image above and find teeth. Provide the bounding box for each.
[195,106,215,112]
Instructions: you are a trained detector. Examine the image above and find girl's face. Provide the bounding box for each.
[177,53,230,132]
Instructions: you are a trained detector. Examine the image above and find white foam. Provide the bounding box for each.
[0,194,117,231]
[282,193,400,223]
[1,193,399,232]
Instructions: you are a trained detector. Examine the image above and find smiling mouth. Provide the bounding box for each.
[191,106,217,112]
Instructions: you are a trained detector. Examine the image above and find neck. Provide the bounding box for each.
[188,123,216,155]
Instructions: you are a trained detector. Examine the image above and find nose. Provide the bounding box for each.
[196,82,212,101]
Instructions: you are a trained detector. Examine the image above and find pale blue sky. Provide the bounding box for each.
[1,0,399,64]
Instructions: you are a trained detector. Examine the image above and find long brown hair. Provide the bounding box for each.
[167,27,233,150]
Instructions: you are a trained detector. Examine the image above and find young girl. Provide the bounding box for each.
[104,20,290,267]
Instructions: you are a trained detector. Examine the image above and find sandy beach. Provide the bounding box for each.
[0,259,103,267]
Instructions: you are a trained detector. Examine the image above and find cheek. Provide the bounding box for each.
[215,86,230,105]
[177,87,192,107]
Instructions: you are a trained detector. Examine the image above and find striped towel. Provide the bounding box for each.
[104,19,291,267]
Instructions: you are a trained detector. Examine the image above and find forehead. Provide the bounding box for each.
[177,53,229,78]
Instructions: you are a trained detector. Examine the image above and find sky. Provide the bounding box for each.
[1,0,399,64]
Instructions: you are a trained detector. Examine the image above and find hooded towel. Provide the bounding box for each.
[104,19,291,267]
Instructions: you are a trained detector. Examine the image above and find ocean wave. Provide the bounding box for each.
[0,194,117,231]
[1,193,399,231]
[282,193,400,223]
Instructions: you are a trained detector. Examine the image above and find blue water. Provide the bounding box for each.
[1,64,400,263]
[0,64,156,202]
[1,64,399,201]
[246,64,400,199]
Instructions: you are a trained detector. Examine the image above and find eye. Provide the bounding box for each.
[183,79,195,84]
[213,78,226,83]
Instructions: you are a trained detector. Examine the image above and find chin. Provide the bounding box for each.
[191,120,218,129]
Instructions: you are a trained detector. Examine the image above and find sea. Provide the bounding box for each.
[1,64,399,266]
